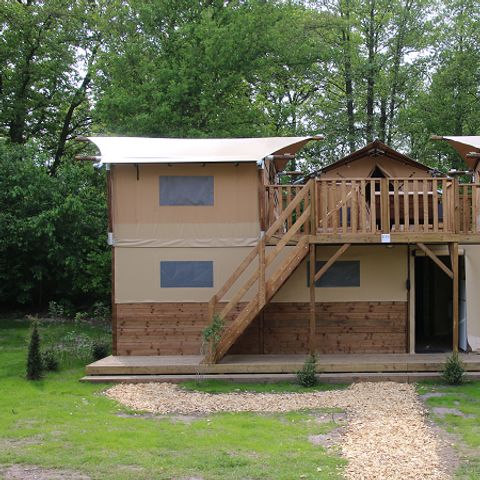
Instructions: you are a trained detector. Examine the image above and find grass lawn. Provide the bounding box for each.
[418,381,480,479]
[0,316,346,480]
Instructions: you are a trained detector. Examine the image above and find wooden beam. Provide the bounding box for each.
[309,244,316,355]
[416,243,453,279]
[75,136,90,142]
[450,242,459,352]
[314,243,351,282]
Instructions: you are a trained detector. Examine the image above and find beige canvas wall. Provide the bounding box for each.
[111,163,260,247]
[115,245,408,304]
[463,245,480,351]
[320,155,429,179]
[273,245,408,302]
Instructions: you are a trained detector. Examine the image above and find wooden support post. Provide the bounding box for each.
[450,242,459,352]
[309,243,316,355]
[258,238,266,307]
[107,165,117,355]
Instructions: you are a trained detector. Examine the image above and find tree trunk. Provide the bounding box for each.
[340,0,356,152]
[365,0,376,143]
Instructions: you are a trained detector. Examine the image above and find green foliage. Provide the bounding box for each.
[48,301,66,319]
[91,340,111,361]
[26,322,43,380]
[202,314,225,352]
[297,355,318,388]
[0,143,110,308]
[42,349,60,372]
[442,352,466,385]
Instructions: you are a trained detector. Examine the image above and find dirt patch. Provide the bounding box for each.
[106,382,452,479]
[0,436,43,448]
[420,392,447,401]
[308,426,345,449]
[432,407,475,419]
[116,412,204,423]
[0,464,90,480]
[427,421,460,477]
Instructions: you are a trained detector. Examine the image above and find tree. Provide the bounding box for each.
[0,0,101,170]
[26,321,43,380]
[0,142,110,308]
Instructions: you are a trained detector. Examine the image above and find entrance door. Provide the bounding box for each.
[415,256,453,352]
[415,255,466,352]
[459,256,467,351]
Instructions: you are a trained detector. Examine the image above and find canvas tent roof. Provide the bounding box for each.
[435,136,480,170]
[86,136,322,170]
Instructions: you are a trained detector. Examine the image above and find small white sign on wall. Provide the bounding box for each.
[381,233,391,243]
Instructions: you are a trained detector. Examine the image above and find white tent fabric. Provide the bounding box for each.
[440,136,480,169]
[87,136,322,164]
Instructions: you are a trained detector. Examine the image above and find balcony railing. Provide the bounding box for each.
[264,178,480,237]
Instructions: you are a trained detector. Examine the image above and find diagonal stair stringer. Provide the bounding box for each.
[204,236,310,364]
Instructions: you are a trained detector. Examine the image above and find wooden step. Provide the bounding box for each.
[81,371,480,384]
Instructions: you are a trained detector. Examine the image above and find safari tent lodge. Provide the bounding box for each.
[81,135,480,381]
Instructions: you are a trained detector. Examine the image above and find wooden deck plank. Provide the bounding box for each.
[86,353,480,375]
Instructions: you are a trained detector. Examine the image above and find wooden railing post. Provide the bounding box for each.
[454,177,460,233]
[258,238,266,307]
[310,180,316,234]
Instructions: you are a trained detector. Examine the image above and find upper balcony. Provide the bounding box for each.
[262,178,480,244]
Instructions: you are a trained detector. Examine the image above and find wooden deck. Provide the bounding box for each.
[85,353,480,377]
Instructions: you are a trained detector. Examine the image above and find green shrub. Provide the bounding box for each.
[48,301,65,319]
[202,314,225,354]
[92,302,111,321]
[92,340,111,361]
[74,311,89,324]
[26,322,43,380]
[42,349,59,372]
[297,354,318,387]
[442,352,465,385]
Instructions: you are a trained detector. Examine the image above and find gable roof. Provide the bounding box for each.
[318,139,434,175]
[434,136,480,170]
[85,136,322,169]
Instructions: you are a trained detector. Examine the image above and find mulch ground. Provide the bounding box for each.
[106,381,455,480]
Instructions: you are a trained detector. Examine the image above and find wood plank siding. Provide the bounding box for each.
[116,301,407,355]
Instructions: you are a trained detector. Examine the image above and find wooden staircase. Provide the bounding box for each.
[203,180,315,364]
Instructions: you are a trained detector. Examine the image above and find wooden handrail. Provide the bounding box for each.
[208,180,313,324]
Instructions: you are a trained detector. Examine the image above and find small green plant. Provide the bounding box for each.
[92,302,111,321]
[48,301,65,319]
[297,354,318,387]
[92,340,111,361]
[74,311,89,324]
[26,322,43,380]
[442,352,465,385]
[202,314,225,353]
[42,349,59,372]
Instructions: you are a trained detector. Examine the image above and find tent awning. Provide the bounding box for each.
[436,136,480,169]
[86,136,322,170]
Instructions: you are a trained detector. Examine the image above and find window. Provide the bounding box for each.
[159,176,214,206]
[307,260,360,287]
[160,261,213,288]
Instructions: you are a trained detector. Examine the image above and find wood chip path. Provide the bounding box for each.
[106,382,452,480]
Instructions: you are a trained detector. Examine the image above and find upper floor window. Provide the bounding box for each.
[159,176,214,206]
